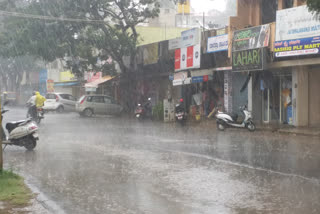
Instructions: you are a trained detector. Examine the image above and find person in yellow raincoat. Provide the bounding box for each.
[35,92,46,108]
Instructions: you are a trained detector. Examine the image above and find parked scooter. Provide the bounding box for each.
[1,103,39,150]
[135,98,152,120]
[175,98,187,125]
[215,105,256,132]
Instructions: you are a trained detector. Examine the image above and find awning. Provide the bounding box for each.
[85,76,114,89]
[54,81,80,87]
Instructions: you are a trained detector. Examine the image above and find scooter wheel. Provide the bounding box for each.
[217,123,225,131]
[247,122,256,132]
[25,139,37,151]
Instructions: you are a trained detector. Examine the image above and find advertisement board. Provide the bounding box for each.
[181,28,200,48]
[232,48,264,71]
[47,79,54,93]
[143,43,159,65]
[276,5,320,41]
[274,36,320,57]
[233,24,270,51]
[207,34,228,53]
[84,72,102,83]
[175,44,201,72]
[173,72,191,86]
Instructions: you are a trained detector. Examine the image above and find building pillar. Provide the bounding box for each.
[293,66,309,127]
[248,73,253,112]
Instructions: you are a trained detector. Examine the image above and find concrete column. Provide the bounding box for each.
[293,66,309,127]
[248,73,253,112]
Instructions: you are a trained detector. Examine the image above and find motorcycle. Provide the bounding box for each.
[1,104,39,150]
[175,99,187,125]
[26,103,44,124]
[135,98,152,120]
[215,105,256,132]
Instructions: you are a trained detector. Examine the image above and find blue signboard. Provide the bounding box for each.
[274,36,320,57]
[39,69,48,95]
[192,76,204,83]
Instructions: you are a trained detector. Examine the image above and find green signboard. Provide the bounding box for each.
[232,48,264,71]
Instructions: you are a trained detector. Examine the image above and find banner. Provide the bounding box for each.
[177,0,190,14]
[181,28,200,48]
[169,38,181,50]
[233,24,270,51]
[232,48,264,71]
[207,34,228,53]
[47,79,54,93]
[276,5,320,41]
[84,72,102,83]
[175,44,201,72]
[274,36,320,57]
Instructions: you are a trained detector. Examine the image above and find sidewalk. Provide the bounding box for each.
[184,119,320,137]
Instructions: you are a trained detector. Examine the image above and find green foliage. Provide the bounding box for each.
[0,170,32,205]
[307,0,320,15]
[152,101,164,121]
[0,0,165,76]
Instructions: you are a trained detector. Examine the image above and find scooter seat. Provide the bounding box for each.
[6,119,31,133]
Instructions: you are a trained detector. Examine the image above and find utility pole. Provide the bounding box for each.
[0,97,3,172]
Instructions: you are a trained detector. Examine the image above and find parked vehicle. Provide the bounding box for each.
[175,98,187,125]
[43,93,76,113]
[215,105,256,132]
[1,102,39,150]
[135,98,152,120]
[76,95,123,117]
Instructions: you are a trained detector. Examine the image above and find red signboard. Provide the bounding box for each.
[175,49,181,70]
[187,46,194,67]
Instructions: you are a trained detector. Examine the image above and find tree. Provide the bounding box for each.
[307,0,320,15]
[0,0,165,76]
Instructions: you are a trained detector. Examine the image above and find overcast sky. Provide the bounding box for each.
[191,0,226,13]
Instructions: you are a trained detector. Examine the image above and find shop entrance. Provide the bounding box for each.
[261,72,292,124]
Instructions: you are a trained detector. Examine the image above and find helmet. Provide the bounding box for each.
[179,98,184,103]
[148,97,151,101]
[32,91,36,95]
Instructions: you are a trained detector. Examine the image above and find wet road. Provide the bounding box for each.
[2,107,320,214]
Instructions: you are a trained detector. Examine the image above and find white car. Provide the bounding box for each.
[43,93,77,113]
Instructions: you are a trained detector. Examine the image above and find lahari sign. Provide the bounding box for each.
[207,34,228,53]
[232,48,264,71]
[233,24,270,51]
[276,5,320,41]
[274,36,320,57]
[175,44,201,72]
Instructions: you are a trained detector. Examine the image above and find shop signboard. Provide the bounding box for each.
[191,75,213,83]
[232,48,264,71]
[207,34,228,53]
[181,28,200,48]
[233,24,270,52]
[274,36,320,57]
[84,72,102,83]
[175,44,201,72]
[169,38,181,50]
[276,5,320,41]
[60,71,76,82]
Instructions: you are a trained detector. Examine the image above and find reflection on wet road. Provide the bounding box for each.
[3,108,320,214]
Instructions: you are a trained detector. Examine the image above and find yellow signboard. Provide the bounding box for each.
[60,71,76,82]
[177,0,190,14]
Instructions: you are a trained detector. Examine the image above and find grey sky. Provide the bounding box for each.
[191,0,226,13]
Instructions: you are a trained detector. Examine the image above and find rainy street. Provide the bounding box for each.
[2,107,320,214]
